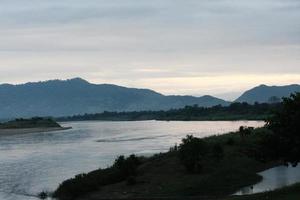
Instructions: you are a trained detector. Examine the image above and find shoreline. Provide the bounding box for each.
[58,119,266,123]
[0,126,72,136]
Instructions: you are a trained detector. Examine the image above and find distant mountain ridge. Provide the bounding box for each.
[0,78,229,119]
[235,84,300,104]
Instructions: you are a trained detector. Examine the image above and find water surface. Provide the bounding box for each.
[235,165,300,195]
[0,120,264,200]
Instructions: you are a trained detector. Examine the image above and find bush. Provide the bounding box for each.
[265,93,300,166]
[239,126,254,137]
[54,154,142,200]
[38,191,48,199]
[113,154,141,177]
[179,135,208,173]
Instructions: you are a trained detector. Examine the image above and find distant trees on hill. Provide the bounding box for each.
[57,102,281,122]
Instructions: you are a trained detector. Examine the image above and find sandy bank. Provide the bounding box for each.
[0,126,71,136]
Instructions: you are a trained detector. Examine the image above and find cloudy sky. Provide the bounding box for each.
[0,0,299,100]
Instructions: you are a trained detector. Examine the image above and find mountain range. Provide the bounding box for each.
[235,84,300,104]
[0,78,228,118]
[0,78,299,119]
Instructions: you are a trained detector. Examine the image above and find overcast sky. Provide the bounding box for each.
[0,0,299,100]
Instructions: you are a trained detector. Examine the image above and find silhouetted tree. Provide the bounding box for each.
[179,135,208,173]
[113,154,140,177]
[266,93,300,166]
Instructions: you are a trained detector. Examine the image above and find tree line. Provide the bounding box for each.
[57,102,281,121]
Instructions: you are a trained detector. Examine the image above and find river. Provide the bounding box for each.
[0,120,264,200]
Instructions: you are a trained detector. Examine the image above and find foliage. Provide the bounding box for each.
[53,154,142,200]
[239,126,254,137]
[265,93,300,166]
[57,102,280,121]
[113,154,141,177]
[38,191,48,199]
[178,135,208,173]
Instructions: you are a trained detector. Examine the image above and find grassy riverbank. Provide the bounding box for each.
[53,127,280,200]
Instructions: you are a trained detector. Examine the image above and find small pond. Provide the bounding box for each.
[235,164,300,195]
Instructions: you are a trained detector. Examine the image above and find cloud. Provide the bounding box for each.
[0,0,299,99]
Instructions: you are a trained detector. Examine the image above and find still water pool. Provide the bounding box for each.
[0,120,265,200]
[235,164,300,195]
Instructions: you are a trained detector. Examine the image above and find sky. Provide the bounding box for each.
[0,0,299,100]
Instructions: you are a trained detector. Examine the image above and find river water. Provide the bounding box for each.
[0,120,264,200]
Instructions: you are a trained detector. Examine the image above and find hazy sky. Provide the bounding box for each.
[0,0,299,100]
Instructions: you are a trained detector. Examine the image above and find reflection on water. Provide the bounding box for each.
[0,120,264,200]
[235,164,300,195]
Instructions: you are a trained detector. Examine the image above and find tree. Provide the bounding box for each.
[266,93,300,166]
[113,154,140,176]
[179,135,207,173]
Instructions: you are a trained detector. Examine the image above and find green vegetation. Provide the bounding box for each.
[57,102,280,121]
[53,93,300,200]
[178,135,209,173]
[0,117,61,129]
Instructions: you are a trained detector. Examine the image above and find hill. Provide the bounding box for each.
[0,78,229,119]
[235,84,300,104]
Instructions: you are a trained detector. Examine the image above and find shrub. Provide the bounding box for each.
[54,154,142,200]
[239,126,254,137]
[179,135,208,173]
[38,191,48,199]
[113,154,141,177]
[265,93,300,166]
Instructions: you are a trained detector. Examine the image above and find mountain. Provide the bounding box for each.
[235,84,300,104]
[0,78,229,118]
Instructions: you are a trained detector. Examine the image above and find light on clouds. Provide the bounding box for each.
[0,0,299,100]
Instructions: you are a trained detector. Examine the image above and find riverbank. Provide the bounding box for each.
[0,117,71,136]
[0,126,71,136]
[53,127,283,200]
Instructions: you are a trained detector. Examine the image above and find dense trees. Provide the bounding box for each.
[57,102,280,121]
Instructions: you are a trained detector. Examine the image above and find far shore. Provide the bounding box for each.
[0,126,72,136]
